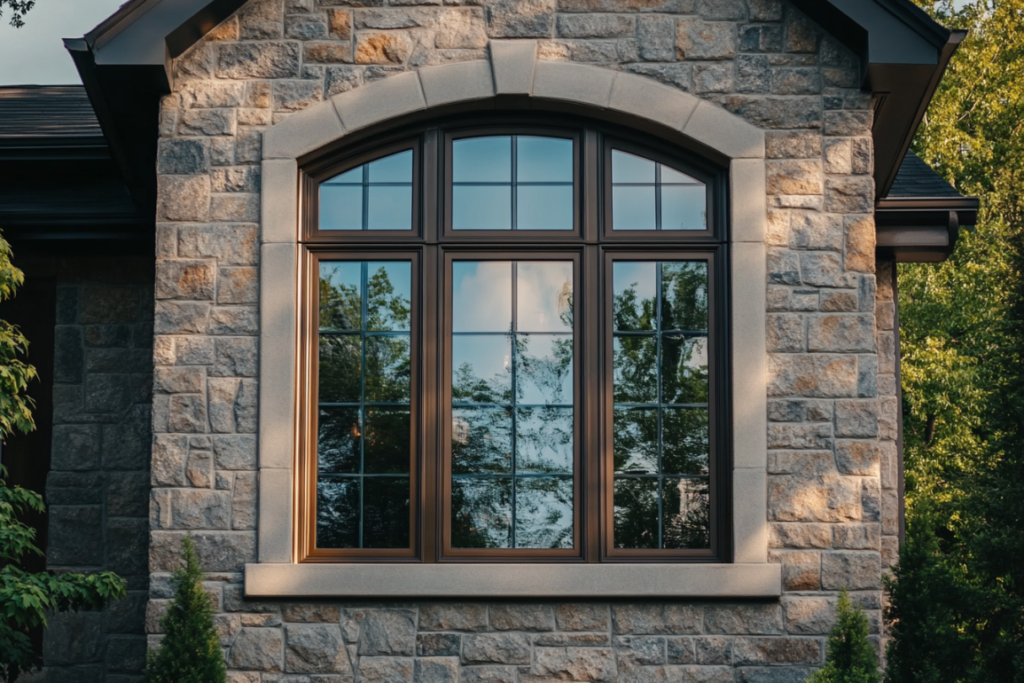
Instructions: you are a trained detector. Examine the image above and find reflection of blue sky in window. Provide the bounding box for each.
[517,262,573,332]
[453,261,512,332]
[321,150,413,231]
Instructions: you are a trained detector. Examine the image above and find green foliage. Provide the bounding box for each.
[0,229,127,682]
[807,589,881,683]
[0,0,34,28]
[887,1,1024,681]
[145,536,227,683]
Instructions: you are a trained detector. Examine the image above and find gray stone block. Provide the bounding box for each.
[264,97,345,159]
[228,627,284,671]
[149,530,255,573]
[107,517,149,577]
[334,70,426,134]
[419,60,494,108]
[47,471,104,505]
[490,39,537,94]
[48,505,104,566]
[157,138,209,174]
[51,424,102,471]
[285,624,351,673]
[105,635,147,673]
[103,405,152,470]
[54,325,84,384]
[608,72,699,132]
[462,633,531,664]
[533,60,615,109]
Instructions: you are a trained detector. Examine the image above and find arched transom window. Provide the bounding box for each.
[297,114,728,563]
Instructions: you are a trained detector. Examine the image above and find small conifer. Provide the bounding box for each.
[807,588,881,683]
[145,536,227,683]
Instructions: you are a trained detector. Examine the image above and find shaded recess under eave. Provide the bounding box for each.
[0,86,151,252]
[53,0,977,261]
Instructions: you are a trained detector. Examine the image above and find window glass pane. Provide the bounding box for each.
[660,262,708,332]
[517,137,573,182]
[320,185,363,231]
[320,262,362,331]
[369,149,413,182]
[316,260,412,550]
[453,185,512,231]
[453,136,512,183]
[516,407,573,473]
[318,407,360,474]
[662,478,709,550]
[614,478,658,549]
[515,477,573,549]
[451,478,512,548]
[517,185,573,231]
[317,479,360,548]
[662,185,706,231]
[452,407,512,474]
[517,261,574,332]
[453,261,512,333]
[613,262,656,332]
[367,186,413,231]
[452,335,512,404]
[613,150,656,183]
[362,477,410,548]
[517,334,573,405]
[612,186,656,231]
[612,260,711,550]
[661,165,698,184]
[366,262,412,332]
[320,149,413,231]
[451,261,575,550]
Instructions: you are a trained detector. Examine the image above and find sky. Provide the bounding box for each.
[0,0,978,86]
[0,0,127,86]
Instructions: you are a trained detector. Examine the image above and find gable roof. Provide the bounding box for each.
[889,152,963,199]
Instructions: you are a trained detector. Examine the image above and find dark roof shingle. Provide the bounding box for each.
[888,151,963,198]
[0,86,102,140]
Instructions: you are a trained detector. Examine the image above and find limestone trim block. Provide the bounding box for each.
[245,563,782,598]
[255,39,770,583]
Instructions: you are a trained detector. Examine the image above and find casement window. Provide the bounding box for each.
[297,114,730,564]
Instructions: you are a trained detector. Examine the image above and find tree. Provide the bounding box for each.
[0,233,126,682]
[887,1,1024,680]
[807,589,881,683]
[0,0,34,28]
[145,536,227,683]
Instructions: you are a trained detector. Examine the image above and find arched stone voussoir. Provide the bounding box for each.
[261,40,765,162]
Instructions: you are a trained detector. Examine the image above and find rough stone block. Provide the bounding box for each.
[835,440,882,476]
[615,635,666,666]
[285,624,351,673]
[51,424,102,471]
[556,604,610,631]
[157,175,210,222]
[156,259,216,301]
[532,647,616,681]
[358,657,414,683]
[733,637,821,666]
[356,609,417,656]
[420,603,488,631]
[768,354,858,398]
[157,138,209,174]
[767,159,822,195]
[155,301,210,335]
[769,522,832,549]
[414,657,460,683]
[217,41,301,79]
[47,505,103,566]
[151,488,232,530]
[228,627,283,671]
[704,604,783,635]
[150,531,255,572]
[845,215,876,273]
[417,633,461,657]
[769,550,821,590]
[821,551,881,590]
[808,315,875,353]
[677,18,736,60]
[462,633,531,664]
[107,517,149,577]
[612,605,702,635]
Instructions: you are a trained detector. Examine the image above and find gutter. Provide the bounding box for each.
[875,195,980,262]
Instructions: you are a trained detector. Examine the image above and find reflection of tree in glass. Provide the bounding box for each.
[319,277,359,331]
[663,479,710,549]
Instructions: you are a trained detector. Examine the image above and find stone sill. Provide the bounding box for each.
[245,563,781,599]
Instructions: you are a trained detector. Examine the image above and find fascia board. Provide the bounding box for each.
[90,0,221,66]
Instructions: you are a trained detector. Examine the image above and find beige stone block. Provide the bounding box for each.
[333,70,426,133]
[731,159,767,243]
[768,472,861,523]
[732,242,767,469]
[261,159,298,243]
[766,159,823,195]
[769,522,832,549]
[490,39,537,94]
[419,60,494,108]
[734,467,768,563]
[533,60,616,108]
[821,551,881,590]
[684,100,765,159]
[259,242,297,469]
[263,99,344,159]
[258,468,292,563]
[609,73,700,133]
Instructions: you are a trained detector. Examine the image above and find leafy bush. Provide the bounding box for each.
[145,536,227,683]
[0,231,126,682]
[807,588,880,683]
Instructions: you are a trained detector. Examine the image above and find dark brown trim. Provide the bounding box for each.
[439,250,585,561]
[600,136,720,243]
[600,250,725,562]
[892,262,906,544]
[298,248,423,563]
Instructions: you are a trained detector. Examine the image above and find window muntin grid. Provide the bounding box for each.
[611,149,707,232]
[320,150,414,231]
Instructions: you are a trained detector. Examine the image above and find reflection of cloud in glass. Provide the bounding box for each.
[517,262,573,332]
[453,261,512,332]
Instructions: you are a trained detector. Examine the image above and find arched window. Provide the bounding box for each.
[297,114,728,563]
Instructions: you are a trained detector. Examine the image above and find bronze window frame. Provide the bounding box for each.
[297,113,731,564]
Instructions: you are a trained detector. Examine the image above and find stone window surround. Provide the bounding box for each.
[249,40,777,599]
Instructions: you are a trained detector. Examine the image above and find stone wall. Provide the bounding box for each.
[21,256,155,683]
[148,0,899,679]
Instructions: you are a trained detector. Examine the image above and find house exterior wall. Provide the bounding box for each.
[144,0,901,680]
[18,256,155,683]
